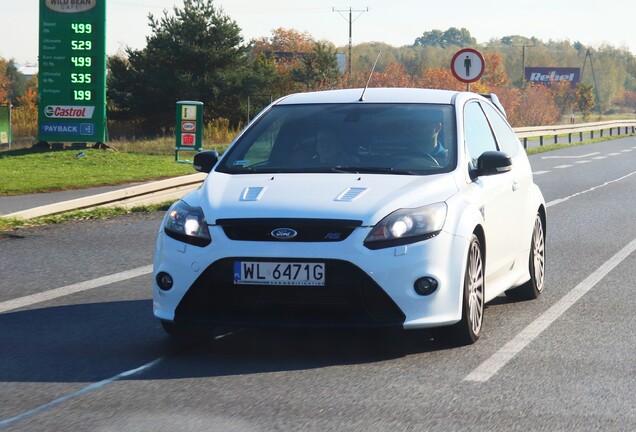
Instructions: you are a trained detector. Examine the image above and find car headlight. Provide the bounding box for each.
[163,201,211,247]
[364,203,447,250]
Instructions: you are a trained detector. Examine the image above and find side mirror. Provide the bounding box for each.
[193,150,219,173]
[472,151,512,178]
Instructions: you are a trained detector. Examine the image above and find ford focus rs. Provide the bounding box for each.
[153,88,546,345]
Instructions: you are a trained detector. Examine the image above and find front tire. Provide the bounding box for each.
[506,213,545,301]
[438,234,484,345]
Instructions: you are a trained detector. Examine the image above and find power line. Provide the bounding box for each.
[332,6,368,77]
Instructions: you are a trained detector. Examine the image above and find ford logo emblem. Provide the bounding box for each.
[271,228,298,240]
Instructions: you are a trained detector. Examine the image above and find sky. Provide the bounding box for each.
[2,0,634,67]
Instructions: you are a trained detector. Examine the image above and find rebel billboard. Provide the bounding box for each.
[525,67,580,87]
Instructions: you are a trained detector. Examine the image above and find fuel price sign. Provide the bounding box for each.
[38,0,107,143]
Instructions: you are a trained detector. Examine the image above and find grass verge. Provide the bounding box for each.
[0,148,195,195]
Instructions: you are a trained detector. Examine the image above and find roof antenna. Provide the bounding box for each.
[359,50,381,102]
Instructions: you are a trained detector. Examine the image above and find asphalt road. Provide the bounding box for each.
[1,137,636,431]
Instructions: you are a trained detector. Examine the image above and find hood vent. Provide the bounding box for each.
[335,187,368,202]
[240,187,266,201]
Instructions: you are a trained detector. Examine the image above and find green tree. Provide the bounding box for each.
[108,0,273,131]
[292,42,341,90]
[4,60,27,105]
[413,27,476,48]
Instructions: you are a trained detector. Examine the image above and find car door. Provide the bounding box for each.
[480,101,534,259]
[463,101,519,282]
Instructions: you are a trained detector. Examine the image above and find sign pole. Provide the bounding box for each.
[175,101,204,163]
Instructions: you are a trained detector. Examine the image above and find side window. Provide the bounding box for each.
[481,102,520,157]
[464,102,498,168]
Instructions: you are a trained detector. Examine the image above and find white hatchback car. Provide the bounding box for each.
[153,88,546,345]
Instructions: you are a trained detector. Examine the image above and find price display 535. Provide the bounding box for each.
[71,73,92,84]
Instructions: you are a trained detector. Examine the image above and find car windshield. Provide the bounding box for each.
[217,103,457,175]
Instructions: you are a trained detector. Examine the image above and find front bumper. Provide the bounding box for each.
[153,226,470,330]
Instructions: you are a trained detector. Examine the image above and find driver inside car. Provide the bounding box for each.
[409,120,448,167]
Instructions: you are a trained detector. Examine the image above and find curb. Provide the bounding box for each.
[4,173,207,219]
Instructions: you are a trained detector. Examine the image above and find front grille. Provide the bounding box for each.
[216,218,362,242]
[174,258,405,328]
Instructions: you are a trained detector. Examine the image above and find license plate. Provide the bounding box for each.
[234,261,325,286]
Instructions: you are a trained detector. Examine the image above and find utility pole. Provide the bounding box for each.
[514,43,534,84]
[582,48,602,115]
[332,6,368,78]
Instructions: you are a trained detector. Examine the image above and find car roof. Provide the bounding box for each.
[275,88,462,105]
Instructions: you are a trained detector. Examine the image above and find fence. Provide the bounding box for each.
[513,120,636,149]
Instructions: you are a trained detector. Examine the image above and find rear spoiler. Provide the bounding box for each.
[480,93,507,118]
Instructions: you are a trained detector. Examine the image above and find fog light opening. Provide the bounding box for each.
[156,272,174,291]
[414,277,438,296]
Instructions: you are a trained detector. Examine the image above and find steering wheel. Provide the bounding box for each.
[420,153,441,167]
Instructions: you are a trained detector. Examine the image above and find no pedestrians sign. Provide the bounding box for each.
[451,48,485,83]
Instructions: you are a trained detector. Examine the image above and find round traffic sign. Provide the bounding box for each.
[451,48,485,83]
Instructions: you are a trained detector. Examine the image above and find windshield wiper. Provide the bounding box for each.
[332,166,418,175]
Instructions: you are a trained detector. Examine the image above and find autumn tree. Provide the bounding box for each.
[368,63,415,87]
[493,87,522,126]
[481,52,509,90]
[16,75,38,109]
[251,28,316,95]
[615,89,636,112]
[551,81,578,119]
[419,68,463,91]
[577,83,596,120]
[516,83,560,126]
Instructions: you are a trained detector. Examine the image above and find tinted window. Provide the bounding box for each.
[464,102,497,168]
[217,103,457,175]
[480,102,520,157]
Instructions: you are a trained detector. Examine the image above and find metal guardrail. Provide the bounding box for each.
[513,120,636,148]
[4,119,636,220]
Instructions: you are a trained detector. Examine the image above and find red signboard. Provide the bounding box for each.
[181,133,195,146]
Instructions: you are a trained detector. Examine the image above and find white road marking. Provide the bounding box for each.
[574,160,592,164]
[465,237,636,382]
[545,169,636,207]
[554,165,573,169]
[465,169,636,382]
[593,156,607,160]
[0,357,163,427]
[532,171,550,175]
[542,152,599,159]
[0,265,153,314]
[0,328,242,427]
